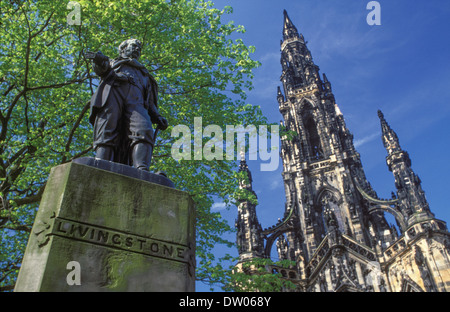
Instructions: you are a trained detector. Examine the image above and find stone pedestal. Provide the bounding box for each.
[14,158,195,292]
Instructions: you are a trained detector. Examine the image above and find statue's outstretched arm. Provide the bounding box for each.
[85,51,111,78]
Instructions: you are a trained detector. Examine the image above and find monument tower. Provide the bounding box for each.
[235,10,450,292]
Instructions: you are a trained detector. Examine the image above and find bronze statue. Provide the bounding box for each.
[85,39,168,170]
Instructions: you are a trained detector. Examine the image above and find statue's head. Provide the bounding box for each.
[118,38,142,60]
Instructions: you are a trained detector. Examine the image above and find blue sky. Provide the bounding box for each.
[198,0,450,291]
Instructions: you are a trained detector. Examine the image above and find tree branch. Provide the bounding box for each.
[27,77,94,91]
[2,83,16,97]
[30,11,54,39]
[61,100,91,163]
[2,223,32,233]
[0,89,27,142]
[69,146,93,162]
[0,285,15,292]
[13,183,46,207]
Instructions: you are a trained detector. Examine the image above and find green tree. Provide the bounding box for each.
[0,0,268,291]
[227,258,299,292]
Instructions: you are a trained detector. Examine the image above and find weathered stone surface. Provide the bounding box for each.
[15,159,195,292]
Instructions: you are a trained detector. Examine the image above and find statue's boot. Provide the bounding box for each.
[132,142,153,171]
[95,145,114,161]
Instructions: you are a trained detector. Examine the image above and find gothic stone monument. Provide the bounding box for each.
[14,39,195,292]
[234,11,450,292]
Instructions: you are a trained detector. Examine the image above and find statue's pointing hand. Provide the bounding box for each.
[84,51,108,65]
[157,116,168,131]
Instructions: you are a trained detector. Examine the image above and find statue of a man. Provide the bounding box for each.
[86,39,168,170]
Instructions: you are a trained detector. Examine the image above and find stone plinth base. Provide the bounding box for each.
[14,158,195,292]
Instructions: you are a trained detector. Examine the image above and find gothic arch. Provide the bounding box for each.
[368,205,407,233]
[261,200,299,258]
[295,98,325,161]
[297,103,314,125]
[314,186,343,208]
[400,276,424,292]
[298,97,316,112]
[312,186,351,238]
[264,228,296,258]
[304,118,322,159]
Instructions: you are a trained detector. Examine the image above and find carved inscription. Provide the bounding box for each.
[52,218,189,263]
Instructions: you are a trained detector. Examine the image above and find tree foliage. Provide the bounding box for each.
[0,0,268,291]
[226,258,298,292]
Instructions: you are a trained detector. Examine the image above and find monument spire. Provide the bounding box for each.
[282,9,300,41]
[235,159,264,262]
[378,110,401,154]
[378,110,433,223]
